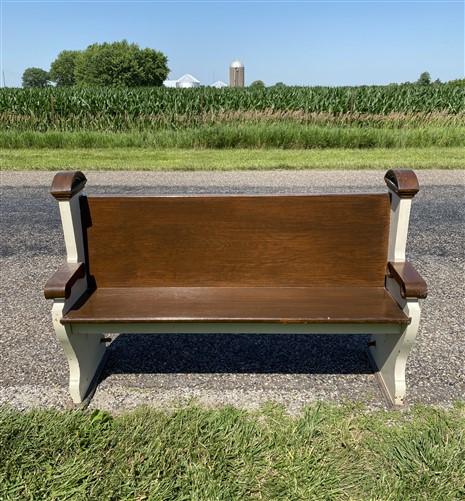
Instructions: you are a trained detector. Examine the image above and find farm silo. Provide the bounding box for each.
[229,60,245,87]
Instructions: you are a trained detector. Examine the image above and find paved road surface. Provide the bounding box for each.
[1,170,464,412]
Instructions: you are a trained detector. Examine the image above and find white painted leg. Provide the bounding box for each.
[52,301,107,404]
[369,300,420,406]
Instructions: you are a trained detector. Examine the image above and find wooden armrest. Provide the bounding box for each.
[44,262,86,300]
[387,262,427,299]
[50,171,87,200]
[384,169,419,199]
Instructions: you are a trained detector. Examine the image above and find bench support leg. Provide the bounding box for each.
[52,301,107,404]
[369,300,420,406]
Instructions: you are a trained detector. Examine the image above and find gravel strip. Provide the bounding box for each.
[1,170,464,412]
[2,169,464,188]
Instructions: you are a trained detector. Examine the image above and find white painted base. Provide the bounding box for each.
[53,303,416,406]
[368,300,420,406]
[59,320,408,404]
[69,322,402,335]
[52,301,107,404]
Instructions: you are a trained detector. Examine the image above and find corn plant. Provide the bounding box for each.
[0,84,464,131]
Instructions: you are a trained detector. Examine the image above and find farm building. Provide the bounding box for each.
[211,80,228,88]
[163,74,201,88]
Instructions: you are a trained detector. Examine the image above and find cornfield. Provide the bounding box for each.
[1,85,464,131]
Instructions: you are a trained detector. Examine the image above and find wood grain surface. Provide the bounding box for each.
[44,262,85,299]
[82,194,391,288]
[62,286,409,324]
[388,261,428,299]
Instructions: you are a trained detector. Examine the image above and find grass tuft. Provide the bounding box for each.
[0,403,464,500]
[1,125,465,150]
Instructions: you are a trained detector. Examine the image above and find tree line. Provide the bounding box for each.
[22,40,169,88]
[21,40,464,89]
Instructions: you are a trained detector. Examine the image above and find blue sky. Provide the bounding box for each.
[1,0,464,87]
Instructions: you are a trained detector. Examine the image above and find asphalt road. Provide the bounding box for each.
[1,170,464,412]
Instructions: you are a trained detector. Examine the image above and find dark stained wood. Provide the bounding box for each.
[82,194,391,288]
[62,286,409,324]
[387,262,428,299]
[44,262,85,299]
[50,171,87,200]
[384,169,419,199]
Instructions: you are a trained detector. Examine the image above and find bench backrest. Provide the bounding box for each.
[81,194,391,288]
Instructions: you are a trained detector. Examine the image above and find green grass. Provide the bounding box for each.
[0,403,464,500]
[1,125,465,149]
[2,147,464,170]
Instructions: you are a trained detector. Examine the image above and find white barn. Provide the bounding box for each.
[163,74,201,88]
[211,80,228,88]
[163,79,178,88]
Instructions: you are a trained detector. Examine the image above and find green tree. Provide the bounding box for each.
[75,40,169,87]
[50,50,80,86]
[250,80,265,88]
[22,67,50,88]
[417,71,431,85]
[274,82,286,87]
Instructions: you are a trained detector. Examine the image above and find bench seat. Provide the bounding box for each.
[61,286,409,325]
[46,169,427,406]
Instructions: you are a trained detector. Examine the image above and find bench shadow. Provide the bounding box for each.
[100,333,373,381]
